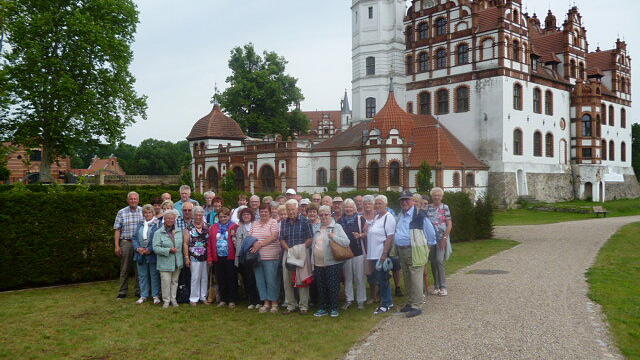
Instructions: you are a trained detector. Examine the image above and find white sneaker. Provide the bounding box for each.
[135,297,147,304]
[438,288,448,296]
[248,304,255,310]
[171,300,179,307]
[153,297,161,304]
[162,302,170,309]
[429,288,440,295]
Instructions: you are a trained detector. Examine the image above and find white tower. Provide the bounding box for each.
[351,0,407,122]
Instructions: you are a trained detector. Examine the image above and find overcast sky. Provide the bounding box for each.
[125,0,640,145]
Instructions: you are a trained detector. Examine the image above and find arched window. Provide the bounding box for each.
[435,48,447,69]
[579,62,585,80]
[340,167,354,187]
[365,97,376,118]
[545,133,554,158]
[389,161,401,186]
[259,165,275,193]
[366,56,375,75]
[533,131,542,157]
[533,88,542,113]
[601,140,607,160]
[609,105,614,126]
[435,18,447,36]
[418,52,429,72]
[601,104,607,123]
[455,86,470,113]
[512,40,520,61]
[418,22,428,40]
[609,140,615,161]
[369,162,379,187]
[406,56,414,75]
[512,9,519,22]
[582,114,592,137]
[452,172,460,187]
[513,129,523,155]
[465,172,475,187]
[457,44,469,65]
[405,26,413,44]
[481,38,494,59]
[436,89,449,115]
[513,83,523,110]
[207,167,219,192]
[406,102,413,114]
[232,167,245,191]
[419,92,431,115]
[316,168,328,186]
[570,60,577,78]
[545,90,553,115]
[621,142,627,162]
[621,108,626,128]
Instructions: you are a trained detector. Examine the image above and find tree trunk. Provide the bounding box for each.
[39,145,55,183]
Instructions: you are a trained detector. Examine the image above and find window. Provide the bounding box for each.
[365,97,376,118]
[481,39,493,59]
[532,57,538,71]
[406,102,413,114]
[317,168,327,186]
[582,114,592,137]
[513,83,522,110]
[621,108,626,128]
[435,18,447,36]
[582,148,592,159]
[457,44,469,65]
[512,40,520,61]
[419,92,431,115]
[621,142,627,162]
[533,88,542,113]
[418,22,428,40]
[465,173,475,187]
[609,140,615,161]
[579,62,585,80]
[570,60,577,78]
[609,105,614,126]
[435,48,447,69]
[513,129,523,155]
[436,89,449,115]
[455,87,470,113]
[368,6,373,19]
[545,90,553,115]
[545,133,554,158]
[389,161,401,186]
[512,9,519,22]
[601,104,606,123]
[366,57,375,75]
[452,172,460,187]
[601,140,607,160]
[29,150,42,162]
[369,162,379,187]
[340,167,354,187]
[405,26,413,43]
[418,52,429,72]
[406,56,414,75]
[533,131,542,157]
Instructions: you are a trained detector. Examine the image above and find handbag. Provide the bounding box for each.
[329,227,354,261]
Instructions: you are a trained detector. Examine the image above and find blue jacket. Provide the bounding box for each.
[132,220,160,264]
[238,235,259,264]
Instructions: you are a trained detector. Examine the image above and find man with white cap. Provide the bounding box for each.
[299,198,310,216]
[285,188,296,201]
[332,196,344,220]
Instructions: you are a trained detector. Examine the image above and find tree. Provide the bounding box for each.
[213,43,304,138]
[0,143,16,182]
[220,170,237,192]
[416,161,433,194]
[0,0,147,182]
[633,123,640,181]
[286,109,311,137]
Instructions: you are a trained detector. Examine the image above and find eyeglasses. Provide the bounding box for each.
[183,209,193,212]
[319,213,331,217]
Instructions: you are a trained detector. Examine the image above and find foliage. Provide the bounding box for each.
[325,180,338,192]
[0,0,147,182]
[416,161,433,194]
[180,169,194,190]
[473,196,495,239]
[587,222,640,359]
[0,144,16,181]
[286,109,311,136]
[443,191,476,242]
[633,123,640,180]
[213,43,304,138]
[220,170,237,192]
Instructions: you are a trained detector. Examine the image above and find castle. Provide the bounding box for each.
[188,0,639,205]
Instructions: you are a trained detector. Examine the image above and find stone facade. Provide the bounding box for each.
[526,173,574,203]
[606,175,640,200]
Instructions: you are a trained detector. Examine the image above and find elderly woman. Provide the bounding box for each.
[207,197,224,225]
[133,204,161,305]
[203,191,216,221]
[250,204,281,313]
[361,195,378,304]
[366,195,396,314]
[159,200,174,225]
[307,203,321,232]
[312,205,350,318]
[208,207,239,308]
[426,187,452,296]
[234,207,260,309]
[183,206,209,306]
[338,199,367,310]
[153,209,184,308]
[270,201,281,221]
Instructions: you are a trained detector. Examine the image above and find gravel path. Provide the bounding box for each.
[346,216,640,360]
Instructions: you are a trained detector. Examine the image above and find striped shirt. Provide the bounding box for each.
[250,218,281,260]
[113,206,143,240]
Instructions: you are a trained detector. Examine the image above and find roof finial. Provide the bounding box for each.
[212,83,220,107]
[389,77,394,93]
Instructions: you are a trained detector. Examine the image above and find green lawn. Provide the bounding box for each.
[494,198,640,226]
[587,222,640,360]
[0,239,517,360]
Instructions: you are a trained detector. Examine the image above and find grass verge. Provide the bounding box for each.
[0,239,518,360]
[587,222,640,360]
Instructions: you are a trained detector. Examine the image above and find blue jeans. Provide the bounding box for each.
[373,268,393,307]
[254,260,281,302]
[137,261,160,298]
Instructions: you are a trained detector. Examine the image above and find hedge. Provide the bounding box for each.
[0,186,493,290]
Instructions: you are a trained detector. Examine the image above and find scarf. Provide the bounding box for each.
[218,221,233,237]
[142,218,155,241]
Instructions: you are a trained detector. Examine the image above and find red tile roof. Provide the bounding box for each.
[187,105,246,141]
[302,110,342,130]
[477,7,502,33]
[530,31,565,63]
[369,91,415,138]
[587,50,617,72]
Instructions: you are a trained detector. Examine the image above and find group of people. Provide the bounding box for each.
[113,185,452,318]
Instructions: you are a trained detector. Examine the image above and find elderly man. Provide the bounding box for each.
[285,188,296,201]
[394,190,436,318]
[299,198,310,216]
[332,196,344,220]
[177,201,195,229]
[280,199,314,314]
[175,185,200,216]
[354,195,364,214]
[249,195,261,220]
[161,192,172,202]
[311,193,322,204]
[321,195,333,207]
[114,191,144,299]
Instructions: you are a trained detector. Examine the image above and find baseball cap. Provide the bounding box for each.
[285,188,296,195]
